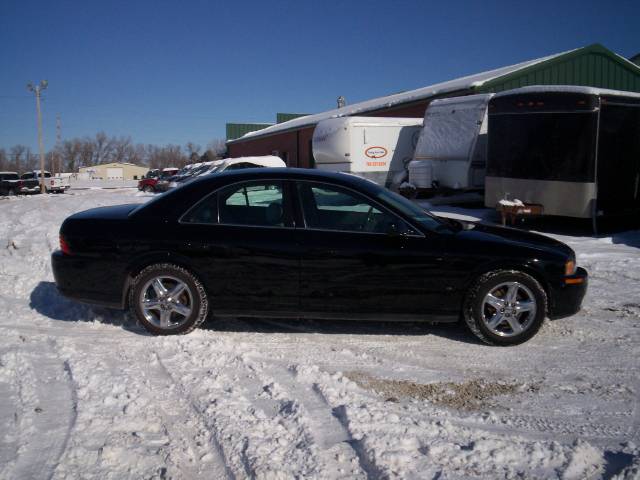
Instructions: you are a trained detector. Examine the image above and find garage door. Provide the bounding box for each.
[106,167,123,180]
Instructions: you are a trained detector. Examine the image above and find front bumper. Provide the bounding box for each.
[20,186,40,194]
[548,266,588,319]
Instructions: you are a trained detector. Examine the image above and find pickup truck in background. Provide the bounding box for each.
[20,171,70,194]
[137,167,178,193]
[0,171,22,195]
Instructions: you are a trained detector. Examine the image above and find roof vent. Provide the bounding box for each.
[337,96,346,108]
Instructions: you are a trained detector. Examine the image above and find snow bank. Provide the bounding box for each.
[0,190,638,478]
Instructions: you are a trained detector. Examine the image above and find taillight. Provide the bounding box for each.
[18,180,23,187]
[60,235,72,255]
[51,180,55,186]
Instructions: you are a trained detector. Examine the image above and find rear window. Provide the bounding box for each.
[487,111,597,182]
[1,173,18,180]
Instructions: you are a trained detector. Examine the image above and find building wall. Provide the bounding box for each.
[228,127,316,168]
[79,163,149,180]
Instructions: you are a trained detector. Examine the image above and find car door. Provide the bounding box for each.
[294,180,452,320]
[177,179,299,315]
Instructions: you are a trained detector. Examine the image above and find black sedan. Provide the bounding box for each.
[51,168,587,345]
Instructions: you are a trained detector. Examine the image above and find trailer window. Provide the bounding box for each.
[488,112,597,182]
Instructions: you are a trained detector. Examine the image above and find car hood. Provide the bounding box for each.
[451,220,573,257]
[68,204,139,220]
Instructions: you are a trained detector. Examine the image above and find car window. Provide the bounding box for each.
[20,173,32,179]
[225,162,259,171]
[182,181,286,227]
[297,182,410,234]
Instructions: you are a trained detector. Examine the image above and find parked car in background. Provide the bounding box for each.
[155,163,212,193]
[0,172,21,195]
[162,156,287,192]
[52,168,587,345]
[18,171,70,194]
[137,167,178,193]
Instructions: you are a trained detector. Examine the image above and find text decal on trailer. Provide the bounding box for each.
[364,146,388,159]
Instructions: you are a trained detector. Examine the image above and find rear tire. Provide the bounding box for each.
[463,270,547,346]
[129,263,209,335]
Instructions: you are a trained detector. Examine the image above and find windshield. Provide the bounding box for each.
[376,189,450,232]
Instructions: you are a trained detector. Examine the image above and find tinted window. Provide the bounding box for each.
[183,181,286,227]
[297,182,407,234]
[1,173,18,181]
[487,112,597,182]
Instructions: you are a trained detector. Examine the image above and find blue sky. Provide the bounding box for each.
[1,0,638,151]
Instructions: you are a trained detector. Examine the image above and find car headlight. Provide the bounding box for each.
[564,259,576,276]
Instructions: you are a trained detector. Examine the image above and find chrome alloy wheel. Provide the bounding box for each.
[481,281,537,337]
[139,275,194,329]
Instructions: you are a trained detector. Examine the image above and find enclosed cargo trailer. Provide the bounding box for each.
[312,117,423,189]
[485,86,640,226]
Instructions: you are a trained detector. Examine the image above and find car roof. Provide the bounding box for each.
[134,168,387,220]
[196,167,382,191]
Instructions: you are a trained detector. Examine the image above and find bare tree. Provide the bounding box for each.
[203,139,227,161]
[0,149,8,171]
[9,145,28,172]
[92,131,116,164]
[111,136,134,163]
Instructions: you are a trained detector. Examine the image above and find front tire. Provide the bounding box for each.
[143,185,154,193]
[463,270,547,346]
[130,263,209,335]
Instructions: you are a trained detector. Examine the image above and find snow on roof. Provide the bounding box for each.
[318,116,424,127]
[228,49,575,143]
[493,85,640,99]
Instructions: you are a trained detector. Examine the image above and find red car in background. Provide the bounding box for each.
[138,168,178,193]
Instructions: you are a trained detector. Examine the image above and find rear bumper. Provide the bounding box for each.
[549,267,588,319]
[51,250,127,309]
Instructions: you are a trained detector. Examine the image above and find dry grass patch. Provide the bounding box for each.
[344,371,537,411]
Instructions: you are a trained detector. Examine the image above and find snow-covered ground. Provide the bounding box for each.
[0,189,639,479]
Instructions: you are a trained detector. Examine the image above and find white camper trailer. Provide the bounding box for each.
[409,94,493,190]
[312,117,423,189]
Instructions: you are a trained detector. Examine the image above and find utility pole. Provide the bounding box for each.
[27,80,48,193]
[56,115,62,175]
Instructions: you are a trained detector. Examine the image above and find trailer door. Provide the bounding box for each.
[596,102,640,216]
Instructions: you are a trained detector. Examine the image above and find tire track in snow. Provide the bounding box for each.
[255,362,367,478]
[0,339,75,480]
[122,346,232,480]
[250,319,635,447]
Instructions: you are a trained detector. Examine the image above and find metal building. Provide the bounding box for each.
[227,44,640,168]
[78,162,149,180]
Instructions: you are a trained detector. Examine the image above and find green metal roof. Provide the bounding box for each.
[477,44,640,93]
[228,44,640,143]
[226,123,274,141]
[276,113,309,123]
